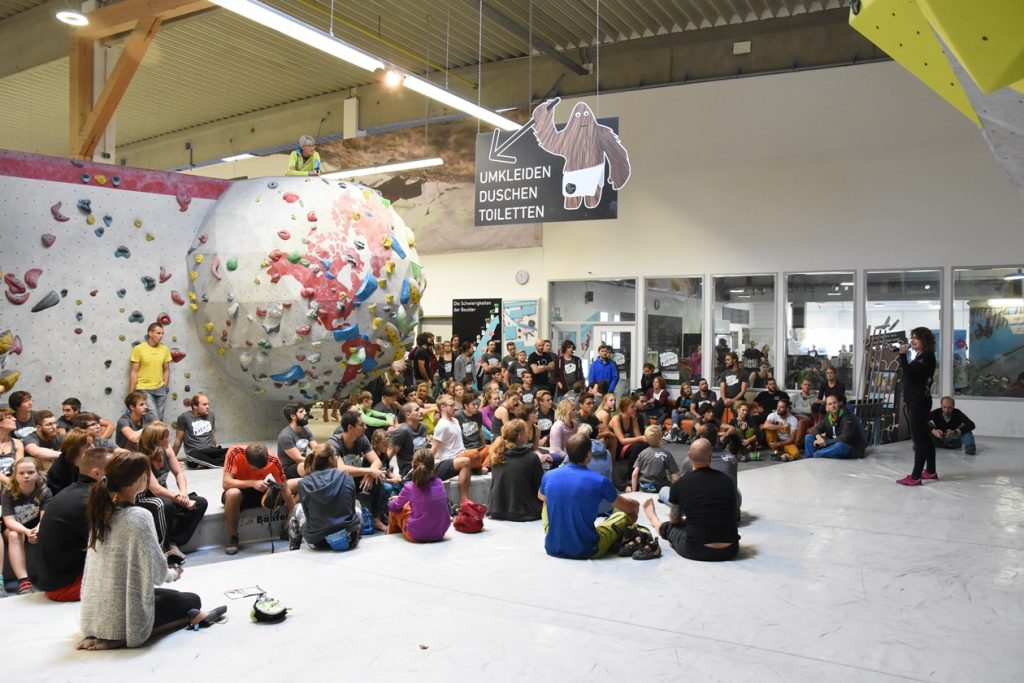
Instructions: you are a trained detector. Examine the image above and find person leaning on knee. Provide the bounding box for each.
[929,396,977,455]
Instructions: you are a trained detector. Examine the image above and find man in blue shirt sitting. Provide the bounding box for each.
[538,432,639,559]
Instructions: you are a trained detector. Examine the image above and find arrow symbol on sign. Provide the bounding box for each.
[488,119,536,164]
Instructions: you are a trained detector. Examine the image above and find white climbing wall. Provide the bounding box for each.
[0,151,281,440]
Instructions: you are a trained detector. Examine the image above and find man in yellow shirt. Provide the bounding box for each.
[129,323,172,421]
[286,135,321,176]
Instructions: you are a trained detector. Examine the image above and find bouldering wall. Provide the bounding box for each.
[0,150,283,441]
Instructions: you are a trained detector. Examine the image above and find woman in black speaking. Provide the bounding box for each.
[896,327,937,486]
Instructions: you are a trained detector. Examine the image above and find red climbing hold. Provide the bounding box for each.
[170,348,186,363]
[171,291,185,306]
[277,230,291,240]
[5,273,26,293]
[41,234,56,247]
[282,192,299,203]
[50,202,69,222]
[24,269,42,289]
[10,336,22,355]
[176,194,191,212]
[221,330,229,342]
[255,308,267,317]
[198,234,208,244]
[159,266,172,283]
[268,249,285,262]
[307,211,317,222]
[45,375,53,383]
[90,290,98,296]
[74,328,83,335]
[300,288,316,299]
[158,312,171,325]
[296,325,311,336]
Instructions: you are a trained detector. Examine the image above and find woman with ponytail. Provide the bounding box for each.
[295,443,361,550]
[386,448,450,542]
[138,422,208,560]
[78,452,225,650]
[487,419,544,521]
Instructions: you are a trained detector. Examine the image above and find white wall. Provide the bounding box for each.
[416,61,1024,436]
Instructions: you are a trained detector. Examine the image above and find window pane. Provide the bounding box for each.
[712,275,776,381]
[645,277,703,386]
[953,266,1024,398]
[785,272,855,394]
[549,279,636,323]
[866,270,942,396]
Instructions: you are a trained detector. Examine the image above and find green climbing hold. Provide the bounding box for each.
[299,258,310,267]
[380,198,391,207]
[226,259,238,271]
[288,251,302,264]
[411,262,422,278]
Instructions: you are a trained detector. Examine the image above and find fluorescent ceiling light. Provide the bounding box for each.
[210,0,385,72]
[221,153,256,162]
[1003,268,1024,281]
[322,157,443,180]
[403,75,520,131]
[827,292,841,296]
[209,0,519,131]
[729,289,745,293]
[840,281,854,287]
[987,298,1024,307]
[56,9,88,26]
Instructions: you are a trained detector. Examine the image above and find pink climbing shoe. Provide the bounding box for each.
[919,471,939,481]
[896,475,922,486]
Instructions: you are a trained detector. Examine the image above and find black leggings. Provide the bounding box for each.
[612,442,646,491]
[907,397,935,479]
[660,522,739,562]
[153,588,201,630]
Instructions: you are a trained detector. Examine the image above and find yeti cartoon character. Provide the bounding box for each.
[532,98,631,210]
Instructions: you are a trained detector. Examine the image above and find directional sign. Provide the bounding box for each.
[474,98,631,227]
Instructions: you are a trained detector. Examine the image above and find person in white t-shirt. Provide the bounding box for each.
[763,399,800,461]
[431,395,485,501]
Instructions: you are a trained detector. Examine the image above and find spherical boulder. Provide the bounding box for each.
[185,176,424,402]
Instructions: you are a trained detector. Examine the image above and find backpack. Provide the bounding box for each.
[453,498,487,533]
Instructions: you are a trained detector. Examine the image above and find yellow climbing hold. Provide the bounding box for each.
[194,254,204,264]
[254,278,262,285]
[118,335,126,341]
[367,304,377,314]
[204,322,214,332]
[409,283,421,305]
[372,317,383,330]
[189,303,198,311]
[188,292,197,301]
[189,272,197,281]
[75,299,82,305]
[134,219,142,228]
[260,259,270,268]
[377,278,387,289]
[86,215,96,225]
[385,294,395,304]
[145,233,155,242]
[205,335,214,344]
[218,347,226,355]
[385,262,395,274]
[383,237,393,248]
[95,175,106,185]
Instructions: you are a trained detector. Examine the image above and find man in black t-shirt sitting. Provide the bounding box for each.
[642,438,739,562]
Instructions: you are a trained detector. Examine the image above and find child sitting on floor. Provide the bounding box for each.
[386,448,451,543]
[2,456,52,594]
[631,426,681,493]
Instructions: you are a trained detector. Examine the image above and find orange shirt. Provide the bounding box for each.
[224,446,285,483]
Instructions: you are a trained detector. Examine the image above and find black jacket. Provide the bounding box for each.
[811,409,866,458]
[34,474,96,590]
[929,408,975,434]
[488,445,543,521]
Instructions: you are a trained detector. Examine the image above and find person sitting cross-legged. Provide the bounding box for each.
[488,419,544,521]
[763,399,800,461]
[295,444,362,550]
[537,433,640,560]
[631,425,680,494]
[642,437,740,562]
[929,396,977,456]
[221,444,296,555]
[804,395,865,459]
[386,448,452,543]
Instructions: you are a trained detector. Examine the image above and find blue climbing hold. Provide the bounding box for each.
[269,364,305,384]
[332,324,359,342]
[361,357,376,372]
[115,245,131,258]
[391,239,407,259]
[94,227,105,237]
[116,288,126,298]
[77,199,91,213]
[128,311,145,323]
[75,312,84,321]
[111,176,121,186]
[355,276,377,302]
[400,279,411,305]
[141,276,156,291]
[103,215,112,227]
[80,173,90,183]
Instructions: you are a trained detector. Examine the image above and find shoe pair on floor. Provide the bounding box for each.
[896,471,939,486]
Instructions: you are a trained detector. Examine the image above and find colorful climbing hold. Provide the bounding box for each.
[171,291,184,305]
[77,199,91,213]
[270,365,305,384]
[194,254,204,264]
[295,325,311,336]
[30,290,60,313]
[41,233,56,247]
[111,176,121,186]
[133,219,142,228]
[74,328,82,335]
[141,276,156,291]
[102,215,112,227]
[50,202,69,222]
[145,233,155,242]
[89,290,97,296]
[87,214,97,224]
[267,181,278,189]
[226,259,238,271]
[94,227,105,237]
[118,335,125,341]
[116,289,126,298]
[176,194,191,211]
[75,312,83,321]
[282,192,299,203]
[158,313,171,325]
[10,335,22,355]
[114,245,131,258]
[5,273,26,293]
[0,370,21,393]
[187,292,197,302]
[128,311,144,323]
[287,251,302,264]
[307,211,317,222]
[95,175,106,185]
[183,372,191,379]
[277,230,291,240]
[170,348,186,362]
[45,375,53,383]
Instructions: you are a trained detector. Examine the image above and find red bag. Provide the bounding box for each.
[453,499,487,533]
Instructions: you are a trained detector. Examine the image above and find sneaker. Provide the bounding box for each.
[17,579,33,595]
[225,536,239,555]
[747,451,762,462]
[920,471,939,481]
[632,538,662,561]
[361,505,374,536]
[769,451,782,462]
[896,475,922,486]
[668,426,681,443]
[965,445,976,455]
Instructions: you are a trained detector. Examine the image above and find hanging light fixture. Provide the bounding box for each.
[55,2,89,26]
[1003,268,1024,281]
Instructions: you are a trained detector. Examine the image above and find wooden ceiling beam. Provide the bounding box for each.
[78,0,211,40]
[73,15,163,159]
[69,36,94,160]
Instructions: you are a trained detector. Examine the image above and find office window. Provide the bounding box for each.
[645,277,703,384]
[785,272,855,393]
[866,270,941,395]
[953,266,1024,398]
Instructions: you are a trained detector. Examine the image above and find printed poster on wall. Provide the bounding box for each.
[452,299,502,351]
[501,300,539,351]
[474,98,631,226]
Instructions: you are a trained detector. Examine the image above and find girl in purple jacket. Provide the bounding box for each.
[387,449,451,542]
